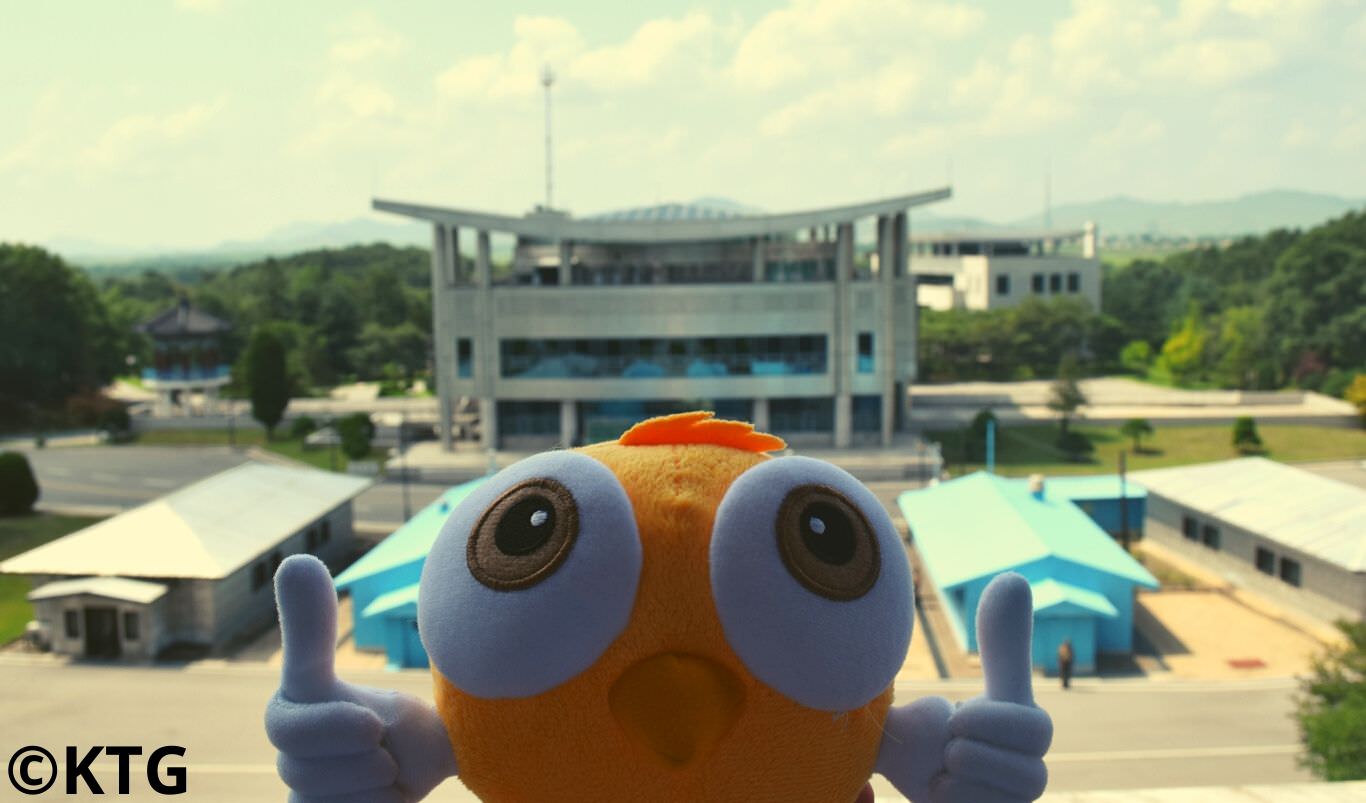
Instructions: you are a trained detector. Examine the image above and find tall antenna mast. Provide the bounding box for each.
[541,64,555,210]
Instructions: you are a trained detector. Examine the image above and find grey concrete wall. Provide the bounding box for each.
[29,591,169,661]
[1145,494,1363,622]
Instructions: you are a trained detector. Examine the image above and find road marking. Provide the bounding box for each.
[1048,744,1300,763]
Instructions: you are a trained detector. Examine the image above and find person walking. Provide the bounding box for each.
[1057,639,1074,690]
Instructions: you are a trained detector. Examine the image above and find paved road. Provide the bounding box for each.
[0,661,1308,800]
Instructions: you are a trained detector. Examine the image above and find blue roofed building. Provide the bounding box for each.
[334,478,488,669]
[1038,475,1147,539]
[898,472,1158,675]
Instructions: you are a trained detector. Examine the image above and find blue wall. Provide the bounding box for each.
[345,560,424,650]
[1071,497,1146,540]
[380,617,426,670]
[1034,616,1096,674]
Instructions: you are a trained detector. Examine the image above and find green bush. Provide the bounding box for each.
[1055,431,1095,462]
[964,409,999,461]
[0,451,40,516]
[1233,416,1263,453]
[1297,620,1366,780]
[336,413,375,460]
[289,416,318,440]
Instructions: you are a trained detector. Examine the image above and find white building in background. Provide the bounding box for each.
[910,222,1101,312]
[1132,457,1366,624]
[1,463,370,660]
[374,188,953,450]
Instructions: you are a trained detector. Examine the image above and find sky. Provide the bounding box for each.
[3,0,1364,250]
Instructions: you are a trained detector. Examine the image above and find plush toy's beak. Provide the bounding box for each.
[609,652,745,766]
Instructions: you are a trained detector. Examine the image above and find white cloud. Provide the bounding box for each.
[329,12,407,63]
[79,99,226,168]
[436,16,585,100]
[571,12,714,90]
[317,76,396,118]
[731,0,984,91]
[760,58,922,137]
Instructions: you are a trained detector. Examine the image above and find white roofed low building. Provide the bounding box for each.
[909,224,1101,311]
[1131,457,1366,624]
[1,462,370,660]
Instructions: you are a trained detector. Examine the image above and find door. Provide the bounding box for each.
[84,607,120,659]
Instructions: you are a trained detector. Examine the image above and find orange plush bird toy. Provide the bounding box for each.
[267,412,1052,803]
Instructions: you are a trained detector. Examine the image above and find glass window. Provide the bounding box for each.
[1278,558,1301,587]
[306,528,319,552]
[1031,274,1044,293]
[252,562,268,591]
[456,339,473,378]
[1181,515,1198,540]
[1255,547,1276,575]
[1201,524,1220,550]
[1049,273,1062,292]
[65,610,80,639]
[857,333,874,374]
[123,612,140,641]
[996,275,1011,295]
[270,550,284,574]
[321,520,331,543]
[852,395,881,432]
[1067,272,1080,292]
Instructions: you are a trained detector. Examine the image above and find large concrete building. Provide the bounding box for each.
[910,224,1100,311]
[1132,458,1366,624]
[375,189,952,450]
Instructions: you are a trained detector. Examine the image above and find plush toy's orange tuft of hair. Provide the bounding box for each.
[618,411,786,453]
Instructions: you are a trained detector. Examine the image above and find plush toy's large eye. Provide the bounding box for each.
[710,456,912,712]
[419,452,641,699]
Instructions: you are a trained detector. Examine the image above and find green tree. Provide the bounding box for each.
[336,412,375,460]
[1120,418,1154,452]
[1158,310,1209,385]
[1297,620,1366,780]
[1232,416,1263,453]
[246,328,290,438]
[1120,340,1152,375]
[1213,306,1270,389]
[0,451,40,516]
[1346,374,1366,427]
[1047,354,1088,436]
[0,245,122,416]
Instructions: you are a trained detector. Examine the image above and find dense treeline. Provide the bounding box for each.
[921,209,1366,392]
[102,244,433,392]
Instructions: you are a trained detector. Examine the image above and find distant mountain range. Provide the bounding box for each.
[54,189,1366,271]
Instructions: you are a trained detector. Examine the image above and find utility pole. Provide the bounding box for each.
[541,64,555,210]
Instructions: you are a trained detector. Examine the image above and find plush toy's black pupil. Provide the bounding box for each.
[496,496,556,555]
[801,501,856,565]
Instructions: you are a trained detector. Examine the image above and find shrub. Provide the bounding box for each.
[336,413,375,460]
[1233,416,1263,453]
[1296,620,1366,780]
[0,451,40,516]
[1056,430,1095,462]
[289,416,318,440]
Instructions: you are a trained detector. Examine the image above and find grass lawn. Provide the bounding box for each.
[131,428,386,473]
[0,514,103,645]
[931,422,1366,478]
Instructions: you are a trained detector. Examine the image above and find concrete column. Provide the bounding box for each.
[878,215,896,447]
[475,228,496,451]
[834,221,854,448]
[1083,221,1098,259]
[560,399,577,447]
[430,224,455,451]
[447,226,461,285]
[753,397,770,434]
[558,240,572,286]
[751,236,766,282]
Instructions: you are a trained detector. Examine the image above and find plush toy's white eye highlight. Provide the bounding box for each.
[419,451,642,699]
[710,456,913,712]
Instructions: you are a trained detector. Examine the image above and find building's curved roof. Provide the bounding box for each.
[373,186,951,243]
[136,299,231,336]
[586,201,754,223]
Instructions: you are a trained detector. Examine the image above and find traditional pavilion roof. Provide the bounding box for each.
[136,299,231,337]
[897,472,1158,590]
[1,463,371,580]
[1131,457,1366,572]
[373,187,952,244]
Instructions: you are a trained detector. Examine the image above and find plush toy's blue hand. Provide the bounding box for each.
[877,572,1052,803]
[265,555,457,803]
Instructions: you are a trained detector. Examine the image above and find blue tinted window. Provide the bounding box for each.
[500,336,827,379]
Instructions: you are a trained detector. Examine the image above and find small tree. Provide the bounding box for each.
[289,415,318,440]
[1120,417,1154,452]
[1233,416,1263,453]
[336,413,375,460]
[1119,340,1152,376]
[1047,354,1088,437]
[1296,620,1366,780]
[1346,373,1366,428]
[0,451,40,516]
[246,328,290,438]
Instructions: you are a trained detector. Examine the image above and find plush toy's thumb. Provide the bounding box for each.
[275,554,342,703]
